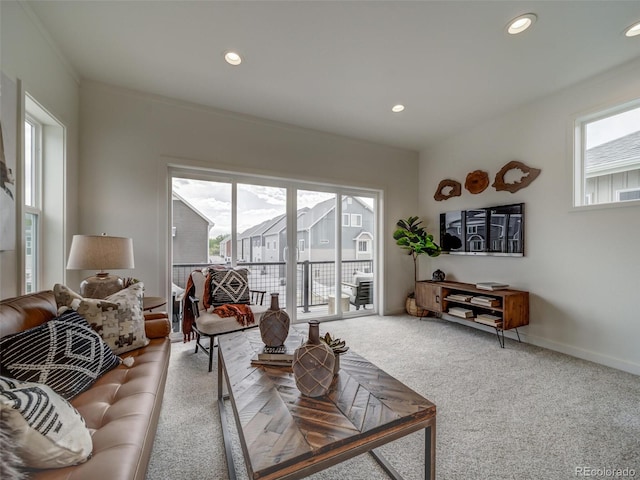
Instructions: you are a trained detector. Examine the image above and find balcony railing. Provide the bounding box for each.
[172,259,373,311]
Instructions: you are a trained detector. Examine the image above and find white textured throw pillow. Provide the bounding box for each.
[0,376,93,469]
[54,283,149,355]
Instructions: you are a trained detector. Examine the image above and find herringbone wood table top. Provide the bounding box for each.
[218,329,436,480]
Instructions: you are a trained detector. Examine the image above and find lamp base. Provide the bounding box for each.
[80,274,124,299]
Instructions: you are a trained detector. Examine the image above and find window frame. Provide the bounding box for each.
[23,115,43,293]
[573,98,640,210]
[22,93,67,294]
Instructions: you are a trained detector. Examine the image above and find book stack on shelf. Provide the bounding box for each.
[448,306,475,319]
[475,282,509,291]
[470,295,500,307]
[445,293,473,303]
[475,313,503,327]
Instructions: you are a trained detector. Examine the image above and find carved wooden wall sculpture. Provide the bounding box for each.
[492,160,541,193]
[464,170,489,194]
[434,179,462,201]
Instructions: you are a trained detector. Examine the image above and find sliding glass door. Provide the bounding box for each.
[170,169,378,325]
[236,183,288,309]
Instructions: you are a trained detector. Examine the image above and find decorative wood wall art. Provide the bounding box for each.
[434,179,462,201]
[464,170,489,194]
[492,160,541,193]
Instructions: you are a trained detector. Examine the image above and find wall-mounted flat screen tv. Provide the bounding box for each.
[440,203,524,256]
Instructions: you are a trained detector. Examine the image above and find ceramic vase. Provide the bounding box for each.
[292,321,335,397]
[259,293,290,347]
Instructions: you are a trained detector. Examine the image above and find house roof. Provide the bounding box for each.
[236,195,373,239]
[585,131,640,175]
[172,192,215,226]
[299,196,373,231]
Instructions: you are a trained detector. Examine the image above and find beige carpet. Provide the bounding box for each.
[147,314,640,480]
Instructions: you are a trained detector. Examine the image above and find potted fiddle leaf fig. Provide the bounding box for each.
[393,216,441,316]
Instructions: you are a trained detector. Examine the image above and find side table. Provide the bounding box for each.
[143,296,167,312]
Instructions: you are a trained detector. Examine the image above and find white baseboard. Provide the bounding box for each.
[438,314,640,376]
[521,333,640,376]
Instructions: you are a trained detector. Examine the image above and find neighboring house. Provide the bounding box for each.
[172,192,215,264]
[297,196,374,262]
[262,213,290,263]
[226,196,374,265]
[585,131,640,204]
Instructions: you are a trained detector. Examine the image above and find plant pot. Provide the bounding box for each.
[332,353,342,375]
[406,295,428,317]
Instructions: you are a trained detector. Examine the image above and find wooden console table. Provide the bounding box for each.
[415,280,529,347]
[217,329,436,480]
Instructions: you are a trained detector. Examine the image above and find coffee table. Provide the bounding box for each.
[217,329,436,480]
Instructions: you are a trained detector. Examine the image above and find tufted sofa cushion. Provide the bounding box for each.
[0,291,170,480]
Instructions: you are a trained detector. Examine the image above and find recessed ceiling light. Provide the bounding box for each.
[624,21,640,37]
[392,104,405,113]
[507,13,537,35]
[224,51,242,66]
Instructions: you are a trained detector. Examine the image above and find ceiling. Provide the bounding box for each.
[26,0,640,151]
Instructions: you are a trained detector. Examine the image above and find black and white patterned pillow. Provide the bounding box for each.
[0,310,121,400]
[0,376,93,469]
[209,267,250,307]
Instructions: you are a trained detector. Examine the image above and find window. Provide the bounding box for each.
[24,117,41,293]
[358,240,369,253]
[342,213,350,226]
[617,188,640,202]
[351,214,362,227]
[298,239,305,252]
[574,100,640,207]
[23,95,66,294]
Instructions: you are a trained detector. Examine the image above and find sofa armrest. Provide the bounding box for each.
[144,312,171,339]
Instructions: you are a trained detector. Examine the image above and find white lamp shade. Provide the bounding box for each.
[67,235,134,271]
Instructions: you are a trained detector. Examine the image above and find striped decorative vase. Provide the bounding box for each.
[259,293,290,347]
[292,321,335,397]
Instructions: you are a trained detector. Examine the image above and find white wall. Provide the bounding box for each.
[419,58,640,375]
[0,1,80,299]
[79,81,419,314]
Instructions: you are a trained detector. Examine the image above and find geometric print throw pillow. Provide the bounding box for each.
[208,267,250,307]
[54,282,149,355]
[0,376,93,469]
[0,310,121,400]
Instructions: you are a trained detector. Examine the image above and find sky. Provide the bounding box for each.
[172,179,338,237]
[586,106,640,149]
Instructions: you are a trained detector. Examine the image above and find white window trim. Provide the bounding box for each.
[23,93,67,293]
[572,98,640,211]
[342,213,350,227]
[351,213,362,227]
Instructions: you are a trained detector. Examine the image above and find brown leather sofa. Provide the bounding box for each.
[0,290,171,480]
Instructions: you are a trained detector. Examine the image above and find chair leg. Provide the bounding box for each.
[194,333,200,353]
[208,335,214,372]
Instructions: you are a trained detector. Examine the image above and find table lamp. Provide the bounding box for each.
[66,234,135,298]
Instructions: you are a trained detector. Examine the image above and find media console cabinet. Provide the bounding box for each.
[415,280,529,347]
